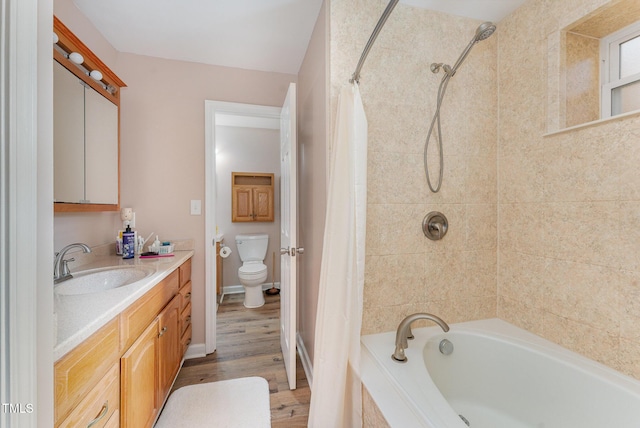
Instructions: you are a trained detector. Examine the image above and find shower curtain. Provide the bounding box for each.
[308,82,367,427]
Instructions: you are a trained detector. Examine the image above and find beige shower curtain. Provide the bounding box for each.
[308,82,368,427]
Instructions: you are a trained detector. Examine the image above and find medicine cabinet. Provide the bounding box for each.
[231,172,275,222]
[53,16,126,212]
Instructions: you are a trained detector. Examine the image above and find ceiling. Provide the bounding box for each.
[72,0,526,75]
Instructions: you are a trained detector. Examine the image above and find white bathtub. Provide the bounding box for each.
[361,318,640,428]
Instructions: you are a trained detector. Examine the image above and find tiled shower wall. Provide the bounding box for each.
[497,0,640,379]
[329,0,498,335]
[331,0,640,381]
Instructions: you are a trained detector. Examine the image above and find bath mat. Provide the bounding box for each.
[155,376,271,428]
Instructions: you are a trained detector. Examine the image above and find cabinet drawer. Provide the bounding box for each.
[58,362,119,428]
[179,258,191,288]
[104,410,120,428]
[180,301,192,336]
[181,323,192,357]
[120,270,179,350]
[179,280,191,310]
[55,317,120,426]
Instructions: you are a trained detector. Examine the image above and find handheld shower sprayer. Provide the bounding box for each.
[424,22,496,193]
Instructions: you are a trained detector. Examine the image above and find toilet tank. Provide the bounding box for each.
[235,233,269,262]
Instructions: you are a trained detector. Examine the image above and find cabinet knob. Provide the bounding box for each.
[158,326,168,337]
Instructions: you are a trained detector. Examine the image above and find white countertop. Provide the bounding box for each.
[54,250,194,362]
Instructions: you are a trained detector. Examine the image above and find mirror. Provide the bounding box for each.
[53,16,125,212]
[54,61,118,205]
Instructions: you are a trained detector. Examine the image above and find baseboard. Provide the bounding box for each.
[296,333,313,390]
[222,282,280,295]
[184,342,206,360]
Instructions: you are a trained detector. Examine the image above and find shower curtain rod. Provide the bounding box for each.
[350,0,399,84]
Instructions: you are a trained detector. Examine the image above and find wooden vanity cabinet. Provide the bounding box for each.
[54,318,121,427]
[178,259,193,357]
[231,172,274,222]
[54,257,193,428]
[158,296,181,403]
[120,319,159,428]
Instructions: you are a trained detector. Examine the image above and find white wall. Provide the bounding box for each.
[215,125,281,289]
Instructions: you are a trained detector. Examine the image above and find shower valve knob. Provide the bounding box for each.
[423,211,448,241]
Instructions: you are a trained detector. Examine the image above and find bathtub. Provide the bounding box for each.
[361,318,640,428]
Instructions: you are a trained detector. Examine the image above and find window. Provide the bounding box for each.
[601,21,640,118]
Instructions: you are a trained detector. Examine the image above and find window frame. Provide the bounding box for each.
[600,20,640,118]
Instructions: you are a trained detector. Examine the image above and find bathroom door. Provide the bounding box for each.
[280,83,298,390]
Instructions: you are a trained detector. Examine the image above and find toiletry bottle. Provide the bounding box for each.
[123,225,135,259]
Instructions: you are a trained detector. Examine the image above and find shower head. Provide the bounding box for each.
[448,21,497,76]
[474,22,497,42]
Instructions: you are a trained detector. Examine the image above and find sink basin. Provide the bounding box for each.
[55,265,156,295]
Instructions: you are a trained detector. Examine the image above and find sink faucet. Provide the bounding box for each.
[54,243,91,284]
[392,312,449,362]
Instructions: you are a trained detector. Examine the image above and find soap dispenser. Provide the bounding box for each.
[122,225,135,259]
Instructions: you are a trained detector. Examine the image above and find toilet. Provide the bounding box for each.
[235,233,269,308]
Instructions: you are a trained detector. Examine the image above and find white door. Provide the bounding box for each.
[280,83,298,390]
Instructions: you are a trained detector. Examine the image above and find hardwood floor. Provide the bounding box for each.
[171,292,311,427]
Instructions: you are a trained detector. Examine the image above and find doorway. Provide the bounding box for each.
[204,101,283,355]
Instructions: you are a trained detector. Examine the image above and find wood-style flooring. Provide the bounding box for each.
[170,293,311,427]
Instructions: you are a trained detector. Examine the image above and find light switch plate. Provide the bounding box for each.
[190,199,202,215]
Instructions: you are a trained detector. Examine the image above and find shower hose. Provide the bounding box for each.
[424,72,452,193]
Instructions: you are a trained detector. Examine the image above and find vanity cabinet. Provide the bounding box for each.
[178,258,193,357]
[231,172,274,222]
[121,319,159,428]
[54,318,121,427]
[158,296,181,403]
[54,257,193,428]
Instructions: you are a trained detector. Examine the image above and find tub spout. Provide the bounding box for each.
[392,312,449,362]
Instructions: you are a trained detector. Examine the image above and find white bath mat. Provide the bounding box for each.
[155,376,271,428]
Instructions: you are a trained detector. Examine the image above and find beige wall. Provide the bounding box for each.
[497,0,640,380]
[329,0,499,335]
[297,0,329,363]
[53,0,296,346]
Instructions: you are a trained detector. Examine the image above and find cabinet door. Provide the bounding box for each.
[121,320,159,428]
[85,88,118,204]
[253,186,274,221]
[157,296,181,403]
[232,186,254,222]
[53,61,85,203]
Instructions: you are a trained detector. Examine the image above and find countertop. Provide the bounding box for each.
[54,250,194,362]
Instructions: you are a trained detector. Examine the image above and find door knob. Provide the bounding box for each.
[280,247,305,256]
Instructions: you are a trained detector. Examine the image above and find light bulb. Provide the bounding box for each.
[68,52,83,64]
[89,70,103,81]
[53,32,59,44]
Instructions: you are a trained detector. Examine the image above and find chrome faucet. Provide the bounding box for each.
[54,243,91,284]
[392,312,449,362]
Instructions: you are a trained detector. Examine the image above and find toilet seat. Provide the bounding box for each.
[239,263,267,276]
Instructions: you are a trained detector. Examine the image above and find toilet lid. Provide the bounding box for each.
[239,263,266,275]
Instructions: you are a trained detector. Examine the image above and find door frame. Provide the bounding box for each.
[204,100,282,354]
